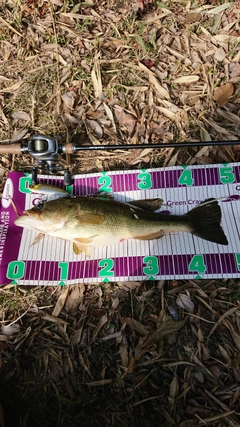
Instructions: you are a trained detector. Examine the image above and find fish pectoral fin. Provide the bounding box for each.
[30,232,45,247]
[73,242,91,256]
[133,230,165,240]
[73,235,98,256]
[75,213,104,225]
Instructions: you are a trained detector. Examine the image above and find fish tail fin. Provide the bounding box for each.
[186,198,228,245]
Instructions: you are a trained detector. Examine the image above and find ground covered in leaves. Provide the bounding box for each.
[0,0,240,426]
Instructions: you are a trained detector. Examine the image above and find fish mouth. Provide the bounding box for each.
[14,209,42,227]
[22,209,42,219]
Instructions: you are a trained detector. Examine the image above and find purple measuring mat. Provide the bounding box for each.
[1,163,240,285]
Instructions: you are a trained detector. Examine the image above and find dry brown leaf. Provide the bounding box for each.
[0,15,23,37]
[95,158,103,170]
[114,106,136,126]
[138,61,170,100]
[101,331,122,342]
[120,281,141,290]
[85,119,103,139]
[224,319,240,352]
[230,63,240,80]
[50,0,63,5]
[149,73,170,99]
[119,344,129,367]
[64,377,76,400]
[61,90,75,112]
[167,151,178,167]
[11,128,29,141]
[156,106,175,120]
[204,117,236,135]
[111,296,119,309]
[193,371,204,383]
[214,47,226,62]
[70,328,83,346]
[173,75,199,84]
[160,408,176,425]
[133,148,153,162]
[103,103,116,132]
[85,379,112,386]
[65,284,85,312]
[176,294,194,313]
[168,375,179,410]
[213,82,234,107]
[1,323,20,336]
[91,59,102,99]
[91,314,108,342]
[208,306,238,338]
[141,318,187,348]
[52,286,69,317]
[113,105,136,136]
[125,318,148,336]
[41,313,68,324]
[11,111,30,121]
[185,13,202,23]
[0,81,23,93]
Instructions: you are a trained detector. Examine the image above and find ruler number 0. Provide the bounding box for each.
[7,261,25,279]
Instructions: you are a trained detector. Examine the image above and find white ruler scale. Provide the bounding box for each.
[0,163,240,285]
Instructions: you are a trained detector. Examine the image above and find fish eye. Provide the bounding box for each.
[35,202,43,210]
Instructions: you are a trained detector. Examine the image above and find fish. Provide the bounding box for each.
[14,196,228,256]
[29,183,68,196]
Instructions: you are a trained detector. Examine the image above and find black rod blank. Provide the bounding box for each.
[70,139,240,152]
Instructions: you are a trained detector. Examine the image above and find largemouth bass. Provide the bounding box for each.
[14,196,228,256]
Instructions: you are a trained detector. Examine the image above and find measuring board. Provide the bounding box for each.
[0,164,240,285]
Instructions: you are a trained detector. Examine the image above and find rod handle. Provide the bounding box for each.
[0,144,22,154]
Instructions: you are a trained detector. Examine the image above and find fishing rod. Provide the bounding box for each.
[0,134,239,174]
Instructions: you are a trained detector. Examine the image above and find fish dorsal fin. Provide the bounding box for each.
[91,191,114,201]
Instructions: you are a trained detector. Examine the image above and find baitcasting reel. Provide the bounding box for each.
[26,135,60,173]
